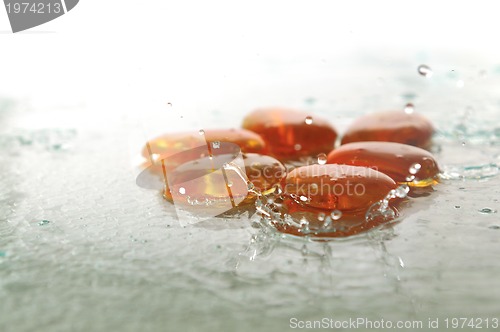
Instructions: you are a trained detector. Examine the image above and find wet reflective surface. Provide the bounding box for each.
[1,54,500,331]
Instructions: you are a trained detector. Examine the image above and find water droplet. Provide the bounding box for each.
[212,141,220,149]
[455,205,461,209]
[305,116,313,125]
[294,144,302,151]
[198,129,205,135]
[301,244,309,256]
[300,218,310,234]
[227,181,233,187]
[456,80,465,88]
[406,175,416,182]
[38,220,50,226]
[178,187,186,195]
[247,182,255,191]
[409,163,422,175]
[395,185,409,198]
[398,256,405,268]
[489,225,500,230]
[299,195,308,202]
[404,103,414,114]
[167,102,172,107]
[331,210,342,220]
[418,64,433,78]
[317,153,327,165]
[317,212,326,221]
[479,208,497,214]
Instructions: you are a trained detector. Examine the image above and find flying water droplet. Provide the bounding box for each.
[38,220,50,226]
[317,153,327,165]
[404,103,414,114]
[489,225,500,230]
[212,141,221,149]
[178,187,186,195]
[198,129,205,135]
[317,212,326,222]
[294,144,302,151]
[305,116,313,125]
[418,64,433,78]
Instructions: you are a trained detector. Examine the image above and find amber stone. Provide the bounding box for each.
[327,142,440,186]
[142,128,266,162]
[164,153,286,208]
[242,108,338,161]
[284,164,397,212]
[341,110,434,149]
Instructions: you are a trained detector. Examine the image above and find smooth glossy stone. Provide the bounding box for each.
[242,108,338,161]
[327,142,440,186]
[284,164,397,212]
[142,128,267,161]
[164,153,287,208]
[341,110,434,149]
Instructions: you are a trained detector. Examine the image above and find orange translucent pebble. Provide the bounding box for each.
[284,164,397,212]
[142,128,266,161]
[242,108,338,161]
[341,110,434,149]
[164,153,286,208]
[327,142,440,186]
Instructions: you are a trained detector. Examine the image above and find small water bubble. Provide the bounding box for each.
[305,116,313,125]
[38,220,50,226]
[417,64,433,78]
[317,153,327,165]
[178,187,186,195]
[456,80,465,88]
[212,141,221,149]
[406,175,416,182]
[300,218,310,234]
[479,208,497,214]
[331,210,342,220]
[247,182,255,191]
[198,129,205,135]
[404,103,415,114]
[167,102,172,107]
[294,144,302,151]
[317,212,326,222]
[227,181,233,187]
[489,225,500,230]
[455,205,461,209]
[299,195,308,202]
[409,163,421,175]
